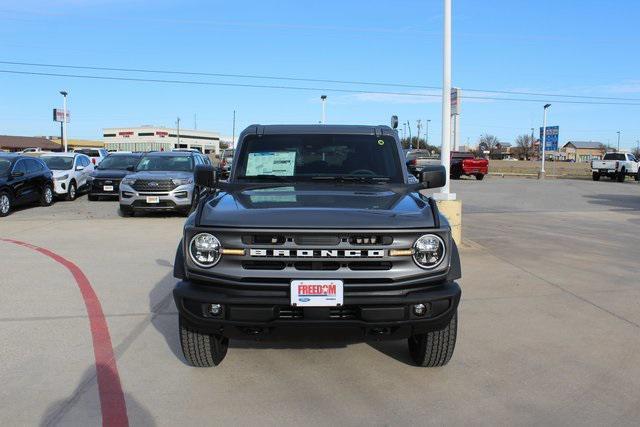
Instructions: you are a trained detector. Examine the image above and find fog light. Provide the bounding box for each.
[209,303,223,316]
[413,303,427,316]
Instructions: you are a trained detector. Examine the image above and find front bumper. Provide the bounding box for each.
[88,179,121,197]
[173,279,461,339]
[119,183,193,211]
[52,178,70,196]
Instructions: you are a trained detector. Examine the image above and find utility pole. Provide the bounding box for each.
[617,131,621,152]
[320,95,327,124]
[426,119,431,146]
[176,117,183,149]
[402,122,407,143]
[60,91,68,152]
[232,110,236,149]
[530,127,535,160]
[416,120,422,150]
[539,104,551,179]
[437,0,454,200]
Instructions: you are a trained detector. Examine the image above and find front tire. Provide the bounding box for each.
[66,181,77,201]
[120,205,134,217]
[0,191,12,217]
[408,311,457,367]
[592,172,600,181]
[179,317,229,367]
[88,194,98,201]
[40,185,54,207]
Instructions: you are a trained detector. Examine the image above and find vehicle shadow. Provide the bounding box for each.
[40,363,155,426]
[584,193,640,214]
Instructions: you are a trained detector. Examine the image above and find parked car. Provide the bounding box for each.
[0,153,54,216]
[87,152,142,201]
[450,151,489,180]
[119,151,208,216]
[591,152,639,182]
[41,152,94,201]
[73,148,109,166]
[171,124,461,367]
[405,149,437,177]
[218,148,235,179]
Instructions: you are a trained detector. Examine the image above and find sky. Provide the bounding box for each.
[1,0,639,150]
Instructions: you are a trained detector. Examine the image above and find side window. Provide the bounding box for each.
[81,156,90,167]
[13,160,27,175]
[25,159,41,174]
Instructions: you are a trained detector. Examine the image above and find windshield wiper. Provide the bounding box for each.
[237,174,291,182]
[311,175,391,183]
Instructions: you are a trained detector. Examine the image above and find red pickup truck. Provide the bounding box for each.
[450,152,488,180]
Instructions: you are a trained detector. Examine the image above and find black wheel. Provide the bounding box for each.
[179,316,229,367]
[592,172,600,181]
[66,181,77,201]
[617,169,626,182]
[408,311,457,367]
[451,173,461,180]
[120,205,134,217]
[0,191,11,217]
[636,171,640,182]
[88,194,98,201]
[475,174,485,181]
[40,185,54,207]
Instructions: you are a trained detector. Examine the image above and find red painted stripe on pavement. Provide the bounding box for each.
[1,238,129,427]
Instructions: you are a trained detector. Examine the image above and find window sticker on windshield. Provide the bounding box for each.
[246,151,296,176]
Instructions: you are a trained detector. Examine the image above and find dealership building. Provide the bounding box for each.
[103,126,221,154]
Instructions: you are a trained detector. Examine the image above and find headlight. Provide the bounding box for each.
[412,234,446,269]
[189,233,221,268]
[172,177,194,186]
[56,174,69,181]
[122,178,136,186]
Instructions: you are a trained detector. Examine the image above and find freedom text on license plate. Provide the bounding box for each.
[291,280,343,307]
[103,185,114,192]
[146,196,160,204]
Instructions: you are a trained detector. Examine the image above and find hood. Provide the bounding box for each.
[126,171,194,180]
[51,169,73,178]
[91,169,131,179]
[199,183,436,229]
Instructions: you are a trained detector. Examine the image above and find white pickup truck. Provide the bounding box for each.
[591,152,639,182]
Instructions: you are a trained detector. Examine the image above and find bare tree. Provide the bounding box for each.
[477,134,501,159]
[515,134,535,160]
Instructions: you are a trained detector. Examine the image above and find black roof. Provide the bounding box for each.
[140,151,195,157]
[107,152,143,157]
[242,124,397,136]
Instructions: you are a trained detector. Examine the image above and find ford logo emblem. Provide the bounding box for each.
[148,182,159,187]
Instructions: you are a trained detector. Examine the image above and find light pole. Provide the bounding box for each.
[437,0,454,199]
[426,119,431,146]
[320,95,327,124]
[539,103,551,179]
[232,110,236,149]
[406,121,412,149]
[59,91,68,152]
[616,131,621,152]
[416,119,422,150]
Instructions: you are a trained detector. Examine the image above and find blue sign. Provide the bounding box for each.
[540,126,559,151]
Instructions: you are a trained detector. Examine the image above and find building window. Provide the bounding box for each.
[138,132,154,136]
[103,133,116,137]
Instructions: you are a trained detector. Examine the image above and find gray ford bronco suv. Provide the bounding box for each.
[173,124,461,367]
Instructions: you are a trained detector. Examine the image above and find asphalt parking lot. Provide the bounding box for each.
[1,177,639,426]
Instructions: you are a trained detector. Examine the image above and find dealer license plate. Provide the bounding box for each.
[146,196,160,204]
[291,280,343,307]
[103,185,114,192]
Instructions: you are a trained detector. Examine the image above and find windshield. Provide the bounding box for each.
[42,156,74,170]
[75,149,101,157]
[98,155,140,170]
[0,159,11,176]
[136,155,194,172]
[235,134,403,183]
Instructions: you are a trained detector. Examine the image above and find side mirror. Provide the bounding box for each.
[126,166,135,172]
[419,165,446,189]
[76,166,84,171]
[391,115,399,129]
[195,164,218,188]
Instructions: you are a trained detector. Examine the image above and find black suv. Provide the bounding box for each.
[0,153,54,217]
[172,125,461,367]
[87,152,143,201]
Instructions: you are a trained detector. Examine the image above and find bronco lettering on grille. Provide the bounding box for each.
[249,249,384,258]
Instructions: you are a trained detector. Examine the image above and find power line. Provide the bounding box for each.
[2,69,640,106]
[1,60,640,102]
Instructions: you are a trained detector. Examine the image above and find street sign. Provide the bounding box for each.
[451,88,461,115]
[53,108,70,123]
[540,126,559,151]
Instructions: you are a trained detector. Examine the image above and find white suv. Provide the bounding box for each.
[41,153,94,200]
